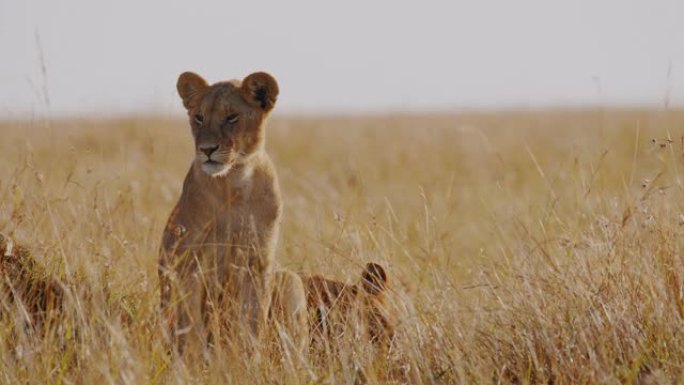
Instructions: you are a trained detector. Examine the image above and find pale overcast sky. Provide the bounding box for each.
[1,0,683,117]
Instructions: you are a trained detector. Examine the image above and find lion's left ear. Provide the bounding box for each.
[240,72,279,112]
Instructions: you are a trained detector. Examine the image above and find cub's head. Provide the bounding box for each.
[177,71,279,177]
[361,262,388,295]
[302,262,394,346]
[359,263,393,344]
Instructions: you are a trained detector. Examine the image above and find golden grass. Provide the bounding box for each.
[1,108,684,383]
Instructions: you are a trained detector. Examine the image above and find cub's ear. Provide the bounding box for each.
[361,263,387,295]
[177,72,208,110]
[240,72,279,112]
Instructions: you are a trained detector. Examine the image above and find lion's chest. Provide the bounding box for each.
[209,198,253,249]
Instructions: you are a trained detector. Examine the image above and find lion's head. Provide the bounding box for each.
[176,71,279,177]
[301,262,394,347]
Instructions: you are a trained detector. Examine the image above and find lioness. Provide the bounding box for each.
[159,71,284,353]
[299,263,394,350]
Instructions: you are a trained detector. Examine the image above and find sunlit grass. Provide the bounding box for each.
[1,108,684,383]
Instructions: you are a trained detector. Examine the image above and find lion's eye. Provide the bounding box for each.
[225,113,239,124]
[194,114,204,125]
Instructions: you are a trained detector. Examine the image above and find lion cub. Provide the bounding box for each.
[299,263,394,349]
[159,71,285,353]
[0,233,64,331]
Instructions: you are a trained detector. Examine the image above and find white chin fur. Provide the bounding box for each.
[201,162,232,177]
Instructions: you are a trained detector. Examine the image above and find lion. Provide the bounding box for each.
[0,233,133,335]
[299,263,394,351]
[268,270,309,361]
[158,71,285,354]
[0,232,64,332]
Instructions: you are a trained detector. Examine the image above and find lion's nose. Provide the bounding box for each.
[199,145,219,157]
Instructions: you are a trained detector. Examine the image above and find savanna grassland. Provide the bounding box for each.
[2,109,684,384]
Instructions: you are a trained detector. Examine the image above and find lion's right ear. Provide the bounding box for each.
[177,72,208,110]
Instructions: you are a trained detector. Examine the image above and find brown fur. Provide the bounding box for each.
[0,233,64,332]
[0,233,133,334]
[299,263,394,349]
[159,71,284,353]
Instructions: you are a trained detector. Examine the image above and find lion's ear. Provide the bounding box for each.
[361,263,387,295]
[240,72,279,112]
[177,72,208,110]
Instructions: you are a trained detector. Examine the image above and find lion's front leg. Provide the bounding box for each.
[174,270,207,357]
[228,267,271,343]
[159,245,208,357]
[227,215,278,342]
[269,270,309,359]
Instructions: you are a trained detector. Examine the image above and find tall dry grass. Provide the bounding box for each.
[1,109,684,383]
